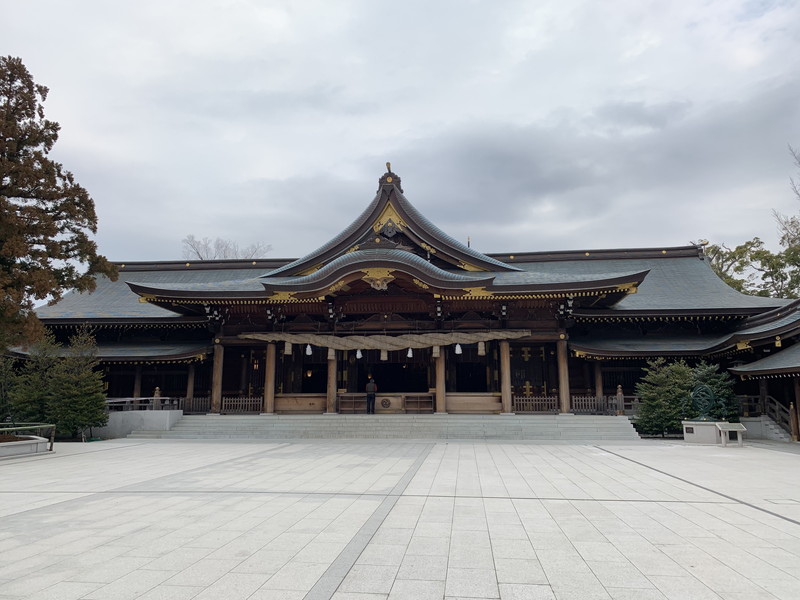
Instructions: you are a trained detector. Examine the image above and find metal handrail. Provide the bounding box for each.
[0,423,56,451]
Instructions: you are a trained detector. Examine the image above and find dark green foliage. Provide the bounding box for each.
[635,358,740,436]
[635,358,694,435]
[0,355,16,421]
[0,56,116,348]
[46,328,107,437]
[692,361,738,422]
[8,328,107,437]
[9,331,60,422]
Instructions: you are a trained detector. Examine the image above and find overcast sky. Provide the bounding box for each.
[5,0,800,262]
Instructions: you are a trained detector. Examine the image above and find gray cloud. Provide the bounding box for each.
[3,0,800,262]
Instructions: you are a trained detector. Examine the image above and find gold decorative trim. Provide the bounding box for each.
[361,268,395,291]
[462,287,495,298]
[329,279,347,293]
[412,278,430,289]
[616,282,639,294]
[458,260,488,272]
[297,264,322,276]
[346,245,360,253]
[420,243,437,254]
[138,295,155,303]
[267,291,298,301]
[371,202,407,232]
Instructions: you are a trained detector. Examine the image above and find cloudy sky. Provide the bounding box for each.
[5,0,800,262]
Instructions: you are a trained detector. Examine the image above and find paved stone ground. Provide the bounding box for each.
[2,438,800,600]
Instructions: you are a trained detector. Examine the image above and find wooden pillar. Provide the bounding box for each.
[793,377,800,442]
[186,364,195,399]
[500,340,512,413]
[210,343,224,414]
[594,362,603,402]
[262,343,276,414]
[133,365,142,398]
[758,379,768,414]
[326,351,337,414]
[556,339,570,414]
[435,351,447,413]
[239,353,248,395]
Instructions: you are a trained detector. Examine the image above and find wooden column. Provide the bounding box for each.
[133,365,142,398]
[239,353,249,395]
[435,351,447,413]
[594,362,603,402]
[186,364,195,399]
[326,351,338,414]
[556,339,571,414]
[210,343,224,414]
[262,344,276,414]
[500,340,512,413]
[793,377,800,442]
[758,379,769,414]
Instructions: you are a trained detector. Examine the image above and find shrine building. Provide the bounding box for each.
[36,168,800,416]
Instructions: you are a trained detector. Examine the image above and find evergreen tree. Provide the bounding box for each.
[692,361,738,422]
[9,331,60,422]
[47,328,107,438]
[635,358,694,435]
[0,355,16,421]
[0,56,116,348]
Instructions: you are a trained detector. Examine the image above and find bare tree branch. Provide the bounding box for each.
[182,234,271,260]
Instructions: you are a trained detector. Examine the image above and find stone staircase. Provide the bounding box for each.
[127,414,641,441]
[741,415,793,442]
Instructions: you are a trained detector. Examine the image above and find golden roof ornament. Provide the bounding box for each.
[378,162,403,192]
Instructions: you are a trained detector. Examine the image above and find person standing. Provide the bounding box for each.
[365,376,377,414]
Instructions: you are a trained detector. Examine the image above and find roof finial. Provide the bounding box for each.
[378,162,402,192]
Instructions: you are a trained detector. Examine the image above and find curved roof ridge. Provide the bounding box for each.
[390,185,519,272]
[265,169,520,278]
[266,249,488,287]
[266,190,384,277]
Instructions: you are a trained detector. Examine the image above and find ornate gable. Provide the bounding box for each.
[264,166,520,280]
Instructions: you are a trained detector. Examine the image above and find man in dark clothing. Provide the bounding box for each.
[365,376,377,414]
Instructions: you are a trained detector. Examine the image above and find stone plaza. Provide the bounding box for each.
[2,438,800,600]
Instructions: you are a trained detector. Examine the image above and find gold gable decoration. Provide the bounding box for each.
[371,202,407,233]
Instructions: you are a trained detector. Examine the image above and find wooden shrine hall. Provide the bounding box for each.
[36,168,800,415]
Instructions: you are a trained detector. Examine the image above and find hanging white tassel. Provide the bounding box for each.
[478,341,486,356]
[407,348,413,358]
[356,349,363,359]
[455,343,462,355]
[380,349,388,361]
[284,342,292,355]
[306,344,312,356]
[327,348,335,360]
[432,345,440,358]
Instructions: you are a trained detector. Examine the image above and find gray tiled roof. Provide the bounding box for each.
[35,268,264,320]
[556,256,785,312]
[570,334,732,355]
[264,249,491,288]
[37,248,787,322]
[729,344,800,375]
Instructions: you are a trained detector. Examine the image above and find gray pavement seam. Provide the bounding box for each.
[303,442,436,600]
[597,445,800,528]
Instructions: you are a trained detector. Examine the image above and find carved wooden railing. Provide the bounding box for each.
[512,395,558,413]
[221,396,262,413]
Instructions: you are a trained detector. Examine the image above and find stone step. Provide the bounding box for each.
[128,414,640,441]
